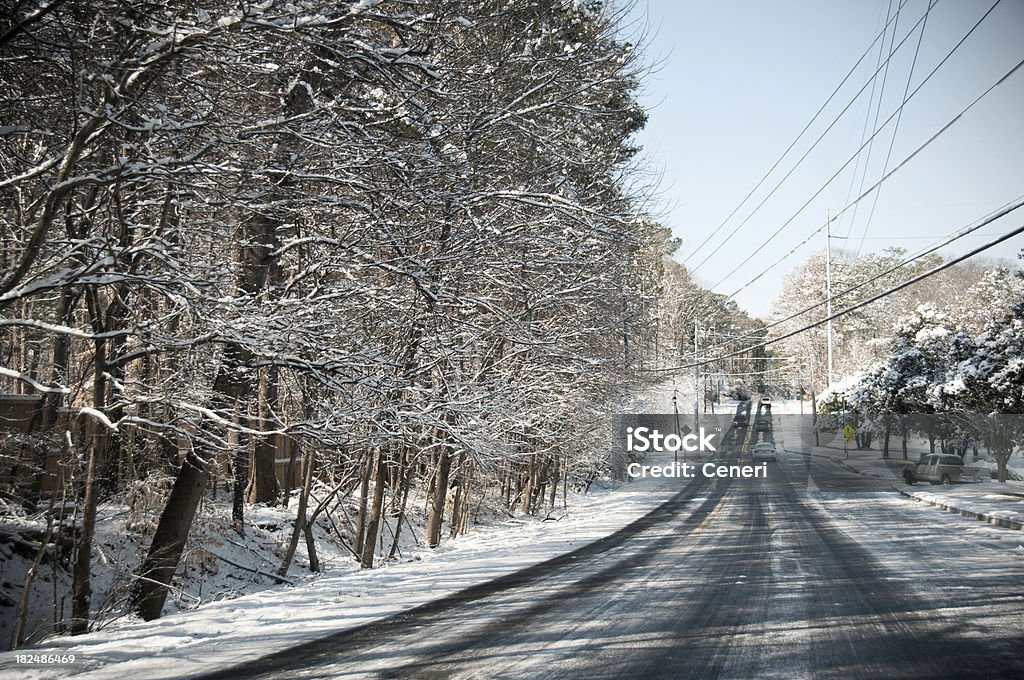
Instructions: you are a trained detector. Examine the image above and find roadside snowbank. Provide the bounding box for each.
[1,376,694,679]
[1,469,681,679]
[900,482,1024,530]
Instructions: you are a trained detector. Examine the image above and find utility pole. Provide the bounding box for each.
[825,209,834,387]
[694,318,700,429]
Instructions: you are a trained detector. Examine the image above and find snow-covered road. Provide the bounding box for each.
[194,437,1024,679]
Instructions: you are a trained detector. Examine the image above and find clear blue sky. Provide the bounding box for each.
[623,0,1024,318]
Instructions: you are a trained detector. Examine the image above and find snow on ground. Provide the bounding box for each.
[1,484,355,654]
[777,421,1024,532]
[0,468,684,679]
[901,482,1024,529]
[766,397,813,416]
[9,381,1016,678]
[0,377,693,679]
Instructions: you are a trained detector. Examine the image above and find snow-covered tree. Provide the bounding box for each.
[933,304,1024,482]
[771,247,981,391]
[0,0,672,637]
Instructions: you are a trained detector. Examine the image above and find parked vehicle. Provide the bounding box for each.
[751,442,777,462]
[903,454,987,486]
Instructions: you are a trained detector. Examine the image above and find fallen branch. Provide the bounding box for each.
[215,553,294,585]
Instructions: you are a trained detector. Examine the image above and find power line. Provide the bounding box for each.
[706,366,800,378]
[840,232,1002,240]
[854,0,938,256]
[649,221,1024,373]
[687,2,933,279]
[679,0,915,269]
[758,196,1024,340]
[841,0,904,242]
[675,196,1022,369]
[722,21,1020,300]
[692,195,1024,366]
[708,0,1005,295]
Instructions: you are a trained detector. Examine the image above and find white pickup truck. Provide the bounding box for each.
[903,454,988,485]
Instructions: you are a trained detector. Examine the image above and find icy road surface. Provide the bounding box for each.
[196,410,1024,679]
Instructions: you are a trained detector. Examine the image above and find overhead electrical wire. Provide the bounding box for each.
[840,0,903,242]
[678,193,1024,385]
[678,0,914,269]
[669,196,1024,371]
[717,1,1015,299]
[707,0,1003,292]
[744,195,1024,344]
[851,232,1002,240]
[686,1,933,279]
[854,0,938,256]
[662,1,1015,378]
[685,196,1024,368]
[650,221,1024,373]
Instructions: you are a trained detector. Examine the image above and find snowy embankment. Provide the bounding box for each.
[801,444,1024,531]
[788,447,1024,530]
[0,379,691,679]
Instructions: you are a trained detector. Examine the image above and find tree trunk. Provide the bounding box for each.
[71,335,107,635]
[248,367,281,505]
[279,447,315,576]
[996,451,1009,483]
[131,450,208,621]
[447,454,467,541]
[360,452,386,568]
[12,493,55,648]
[281,437,298,509]
[354,453,371,556]
[303,518,320,573]
[70,430,101,634]
[520,459,535,515]
[231,429,248,533]
[549,457,559,509]
[248,435,279,505]
[425,450,453,548]
[389,464,414,558]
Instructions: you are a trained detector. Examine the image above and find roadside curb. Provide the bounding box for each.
[824,455,874,478]
[897,488,1024,531]
[818,453,1024,532]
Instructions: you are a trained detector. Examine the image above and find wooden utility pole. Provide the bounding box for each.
[693,318,700,429]
[825,210,834,386]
